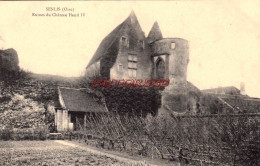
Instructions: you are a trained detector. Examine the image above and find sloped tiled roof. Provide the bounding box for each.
[86,11,145,68]
[202,86,240,95]
[221,96,260,113]
[147,21,163,44]
[86,23,124,68]
[58,87,108,113]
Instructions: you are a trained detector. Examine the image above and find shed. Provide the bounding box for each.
[55,87,108,131]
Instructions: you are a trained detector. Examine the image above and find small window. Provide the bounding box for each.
[127,69,137,78]
[128,53,137,78]
[133,70,137,77]
[128,62,133,68]
[121,36,126,42]
[128,55,133,61]
[128,62,137,68]
[171,42,176,49]
[118,63,123,71]
[128,69,133,77]
[132,62,137,68]
[138,40,145,49]
[121,36,129,48]
[128,53,137,62]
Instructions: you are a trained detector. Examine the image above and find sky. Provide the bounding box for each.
[0,1,259,97]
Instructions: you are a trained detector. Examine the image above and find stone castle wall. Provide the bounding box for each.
[110,31,152,80]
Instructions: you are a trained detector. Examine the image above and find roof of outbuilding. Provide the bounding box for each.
[202,86,240,95]
[58,87,108,113]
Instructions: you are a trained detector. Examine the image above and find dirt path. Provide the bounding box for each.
[56,140,157,166]
[55,140,180,166]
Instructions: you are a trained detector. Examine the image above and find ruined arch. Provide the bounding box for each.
[155,57,165,79]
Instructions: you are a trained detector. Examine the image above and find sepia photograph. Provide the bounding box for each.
[0,1,259,165]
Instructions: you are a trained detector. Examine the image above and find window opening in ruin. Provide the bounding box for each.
[171,42,176,49]
[155,58,165,79]
[121,36,129,48]
[128,53,137,78]
[138,40,145,49]
[121,36,126,42]
[118,63,123,71]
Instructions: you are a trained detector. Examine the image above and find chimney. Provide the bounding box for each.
[240,82,246,95]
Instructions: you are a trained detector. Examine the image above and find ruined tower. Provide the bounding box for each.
[148,23,195,115]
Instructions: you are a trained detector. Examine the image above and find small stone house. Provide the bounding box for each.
[55,87,108,132]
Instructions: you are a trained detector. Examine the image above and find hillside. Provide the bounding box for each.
[0,71,79,130]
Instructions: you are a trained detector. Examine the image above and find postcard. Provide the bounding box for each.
[0,1,259,166]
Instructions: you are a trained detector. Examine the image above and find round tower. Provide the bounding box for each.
[151,38,189,86]
[151,38,194,116]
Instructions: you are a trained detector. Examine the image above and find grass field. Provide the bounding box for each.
[0,141,148,166]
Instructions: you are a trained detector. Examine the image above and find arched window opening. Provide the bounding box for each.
[155,58,165,79]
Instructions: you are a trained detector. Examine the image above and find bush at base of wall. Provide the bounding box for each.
[0,126,49,141]
[99,86,162,116]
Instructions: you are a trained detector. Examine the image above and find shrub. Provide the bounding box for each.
[0,126,13,140]
[97,86,161,116]
[0,95,12,103]
[0,126,49,141]
[36,126,49,140]
[78,77,162,116]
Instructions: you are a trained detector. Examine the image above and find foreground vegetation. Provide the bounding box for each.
[0,141,152,166]
[1,71,260,165]
[0,70,79,134]
[68,113,260,166]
